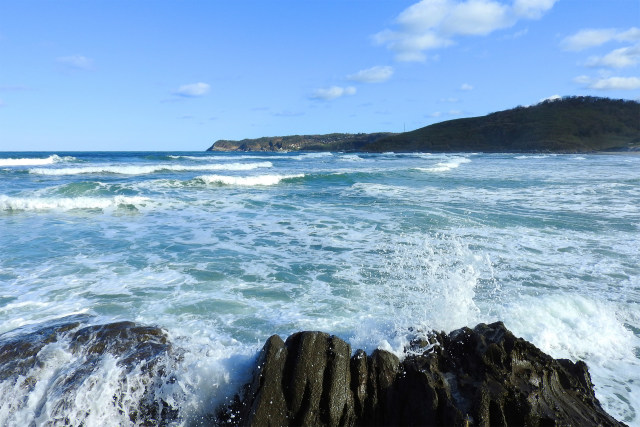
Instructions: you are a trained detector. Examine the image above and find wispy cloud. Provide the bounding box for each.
[347,66,394,83]
[311,86,356,100]
[174,82,210,97]
[575,75,640,91]
[56,55,93,70]
[585,44,640,69]
[563,27,640,91]
[460,83,473,90]
[374,0,558,62]
[560,27,640,51]
[540,94,562,102]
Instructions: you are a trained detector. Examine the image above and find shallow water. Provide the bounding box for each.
[1,151,638,425]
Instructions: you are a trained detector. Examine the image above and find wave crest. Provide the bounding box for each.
[415,157,471,173]
[28,162,273,176]
[0,155,76,167]
[0,195,150,212]
[196,174,304,186]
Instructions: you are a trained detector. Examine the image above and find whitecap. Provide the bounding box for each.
[0,195,150,212]
[514,155,550,160]
[415,157,471,172]
[196,174,304,186]
[28,162,273,176]
[0,154,76,167]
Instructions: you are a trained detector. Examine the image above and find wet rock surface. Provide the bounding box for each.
[222,321,623,426]
[0,316,177,425]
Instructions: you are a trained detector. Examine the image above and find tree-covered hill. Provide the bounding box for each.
[207,97,640,153]
[208,132,395,152]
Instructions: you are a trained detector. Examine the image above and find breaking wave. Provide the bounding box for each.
[28,162,273,176]
[415,157,471,172]
[0,155,76,167]
[0,195,150,212]
[196,174,305,186]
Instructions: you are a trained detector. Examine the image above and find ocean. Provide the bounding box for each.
[0,151,638,425]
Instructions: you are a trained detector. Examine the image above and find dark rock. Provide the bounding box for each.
[224,321,624,426]
[235,331,356,427]
[0,317,177,426]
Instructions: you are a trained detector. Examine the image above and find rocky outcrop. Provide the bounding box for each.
[220,321,623,426]
[0,316,177,425]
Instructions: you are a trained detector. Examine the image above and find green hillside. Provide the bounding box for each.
[207,97,640,153]
[366,97,640,153]
[208,132,394,152]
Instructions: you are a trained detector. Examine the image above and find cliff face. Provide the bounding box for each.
[207,97,640,153]
[220,322,623,426]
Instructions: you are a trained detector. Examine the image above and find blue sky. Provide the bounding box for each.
[0,0,638,151]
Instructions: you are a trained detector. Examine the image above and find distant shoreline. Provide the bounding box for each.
[208,97,640,154]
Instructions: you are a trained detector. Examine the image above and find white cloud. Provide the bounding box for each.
[561,27,640,51]
[56,55,93,70]
[573,75,592,85]
[590,76,640,90]
[175,82,210,97]
[574,75,640,90]
[311,86,356,100]
[347,66,394,83]
[375,0,557,62]
[585,44,640,69]
[540,94,561,102]
[460,83,474,90]
[563,27,640,91]
[512,0,557,19]
[442,0,510,36]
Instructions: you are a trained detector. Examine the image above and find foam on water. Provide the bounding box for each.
[415,156,472,172]
[196,173,304,186]
[499,293,640,424]
[28,161,273,176]
[0,195,151,212]
[0,154,76,167]
[1,152,638,425]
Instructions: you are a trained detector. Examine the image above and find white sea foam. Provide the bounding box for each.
[416,157,471,172]
[0,154,75,167]
[0,195,150,212]
[28,161,273,176]
[514,155,550,159]
[339,154,365,162]
[292,152,333,160]
[196,174,304,186]
[501,293,640,424]
[1,152,638,426]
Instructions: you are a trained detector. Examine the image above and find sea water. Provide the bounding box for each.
[0,151,638,425]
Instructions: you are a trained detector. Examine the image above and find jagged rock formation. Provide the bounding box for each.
[221,321,623,426]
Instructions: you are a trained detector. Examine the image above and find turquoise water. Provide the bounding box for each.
[1,151,639,425]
